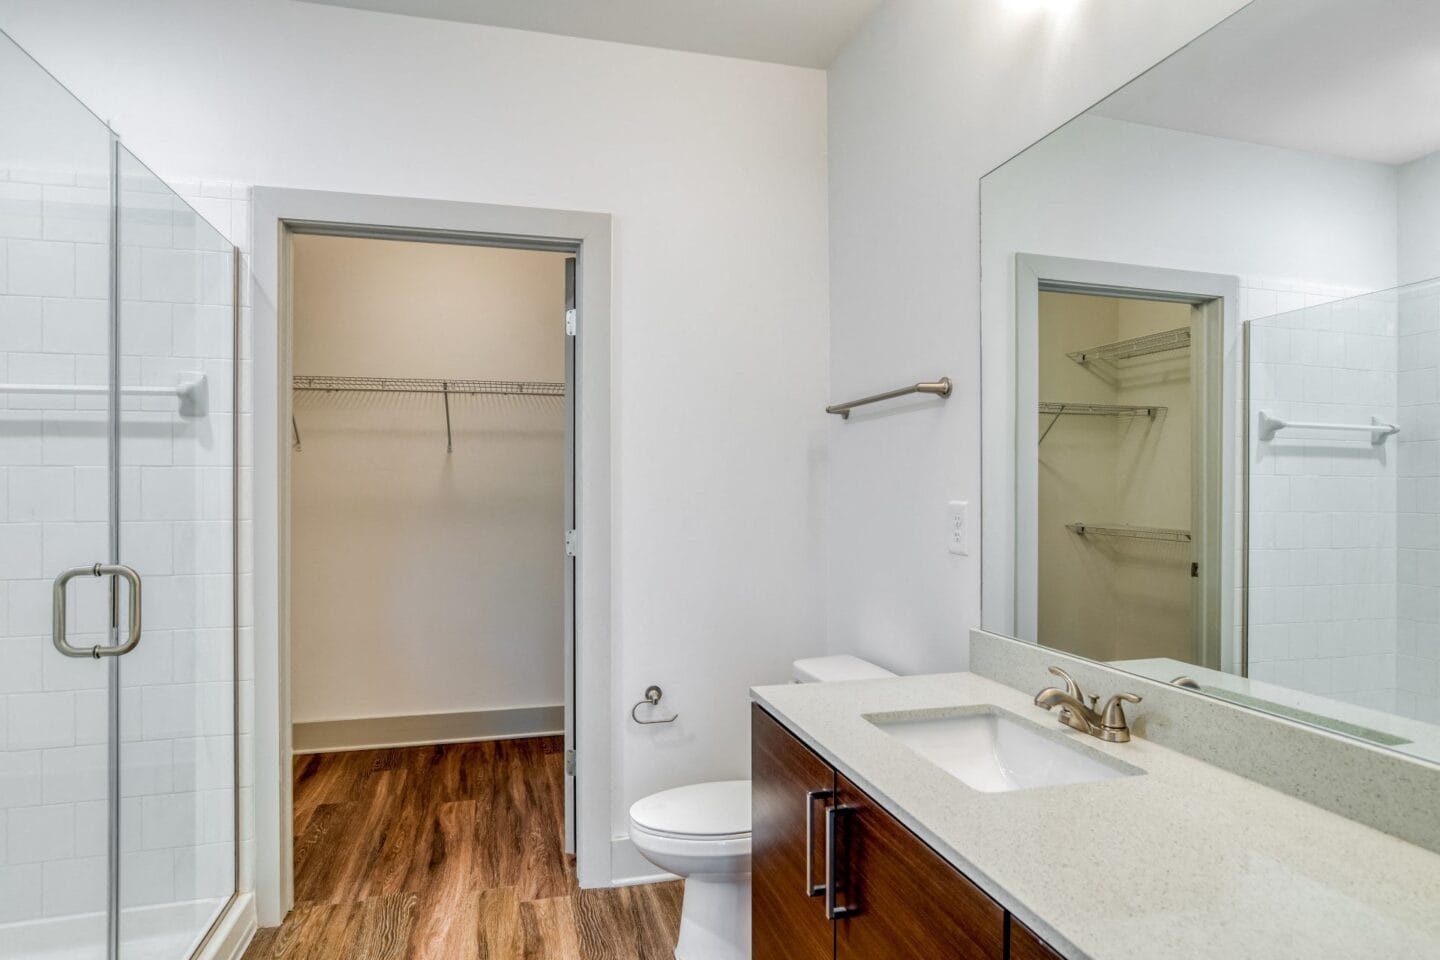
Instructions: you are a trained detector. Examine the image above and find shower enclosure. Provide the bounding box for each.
[1246,278,1440,728]
[0,30,237,960]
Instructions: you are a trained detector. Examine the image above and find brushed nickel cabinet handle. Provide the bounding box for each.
[825,803,859,919]
[52,563,142,659]
[805,788,833,897]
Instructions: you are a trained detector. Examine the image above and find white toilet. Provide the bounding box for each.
[628,655,896,960]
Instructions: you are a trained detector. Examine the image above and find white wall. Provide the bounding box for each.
[0,0,830,887]
[1399,150,1440,286]
[825,0,1266,674]
[290,236,567,726]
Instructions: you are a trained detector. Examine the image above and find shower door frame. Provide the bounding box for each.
[250,188,613,927]
[111,150,244,960]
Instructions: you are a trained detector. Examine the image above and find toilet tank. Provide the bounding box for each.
[792,654,896,684]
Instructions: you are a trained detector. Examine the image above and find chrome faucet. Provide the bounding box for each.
[1033,666,1142,743]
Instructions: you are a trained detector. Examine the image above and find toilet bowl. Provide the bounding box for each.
[628,655,896,960]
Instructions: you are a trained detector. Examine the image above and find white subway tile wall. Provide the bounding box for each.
[1246,280,1440,722]
[0,157,253,949]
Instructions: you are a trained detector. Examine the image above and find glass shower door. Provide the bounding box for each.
[0,27,237,960]
[0,31,118,960]
[115,149,236,958]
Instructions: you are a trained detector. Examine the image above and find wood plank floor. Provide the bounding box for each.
[243,737,683,959]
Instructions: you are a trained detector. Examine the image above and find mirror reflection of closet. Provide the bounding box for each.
[1038,293,1197,664]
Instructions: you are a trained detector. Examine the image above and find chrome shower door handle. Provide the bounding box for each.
[805,788,833,897]
[52,563,143,658]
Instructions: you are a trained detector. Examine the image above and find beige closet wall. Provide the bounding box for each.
[290,235,568,725]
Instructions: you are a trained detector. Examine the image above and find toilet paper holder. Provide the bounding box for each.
[631,685,679,725]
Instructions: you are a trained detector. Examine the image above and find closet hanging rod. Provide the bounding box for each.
[292,375,565,396]
[826,377,951,419]
[1257,410,1398,445]
[0,372,208,417]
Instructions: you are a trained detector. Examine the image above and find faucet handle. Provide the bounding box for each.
[1047,666,1086,703]
[1099,693,1142,735]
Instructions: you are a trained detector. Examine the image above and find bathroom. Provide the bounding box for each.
[0,1,1437,958]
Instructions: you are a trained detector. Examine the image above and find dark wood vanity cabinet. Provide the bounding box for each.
[1008,917,1065,960]
[753,704,1062,960]
[752,702,837,960]
[833,771,1005,959]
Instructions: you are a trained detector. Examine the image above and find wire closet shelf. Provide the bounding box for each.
[1067,326,1190,365]
[291,374,565,452]
[1066,523,1192,543]
[292,375,565,396]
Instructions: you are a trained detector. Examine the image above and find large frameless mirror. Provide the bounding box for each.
[980,0,1440,765]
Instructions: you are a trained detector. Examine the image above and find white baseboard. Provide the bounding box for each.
[292,705,564,753]
[197,892,257,960]
[608,836,677,887]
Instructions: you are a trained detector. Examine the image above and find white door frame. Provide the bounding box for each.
[250,188,613,926]
[982,253,1239,670]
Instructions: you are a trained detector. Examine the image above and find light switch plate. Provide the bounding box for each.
[948,500,968,555]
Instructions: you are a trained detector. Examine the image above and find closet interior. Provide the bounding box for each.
[287,233,570,754]
[1036,291,1198,664]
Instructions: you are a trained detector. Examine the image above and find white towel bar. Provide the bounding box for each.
[0,372,208,417]
[1257,410,1397,444]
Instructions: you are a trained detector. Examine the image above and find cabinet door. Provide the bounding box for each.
[833,773,1005,960]
[1008,916,1065,960]
[752,705,836,960]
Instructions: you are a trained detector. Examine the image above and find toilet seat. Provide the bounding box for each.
[628,780,751,840]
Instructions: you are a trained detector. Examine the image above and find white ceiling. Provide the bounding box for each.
[1093,0,1440,166]
[298,0,884,68]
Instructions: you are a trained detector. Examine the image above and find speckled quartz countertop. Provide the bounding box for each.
[749,672,1440,960]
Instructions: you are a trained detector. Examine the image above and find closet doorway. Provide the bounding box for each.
[251,190,613,930]
[1012,255,1239,673]
[287,235,573,765]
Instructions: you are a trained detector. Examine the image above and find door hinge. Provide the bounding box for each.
[565,308,577,336]
[565,529,579,556]
[564,749,576,776]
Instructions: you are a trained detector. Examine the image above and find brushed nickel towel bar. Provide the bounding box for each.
[826,377,951,419]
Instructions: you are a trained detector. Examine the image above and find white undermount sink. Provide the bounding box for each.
[866,707,1142,793]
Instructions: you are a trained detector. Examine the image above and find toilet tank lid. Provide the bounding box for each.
[629,780,751,839]
[792,654,897,683]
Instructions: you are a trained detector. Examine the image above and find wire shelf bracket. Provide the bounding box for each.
[1067,523,1192,543]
